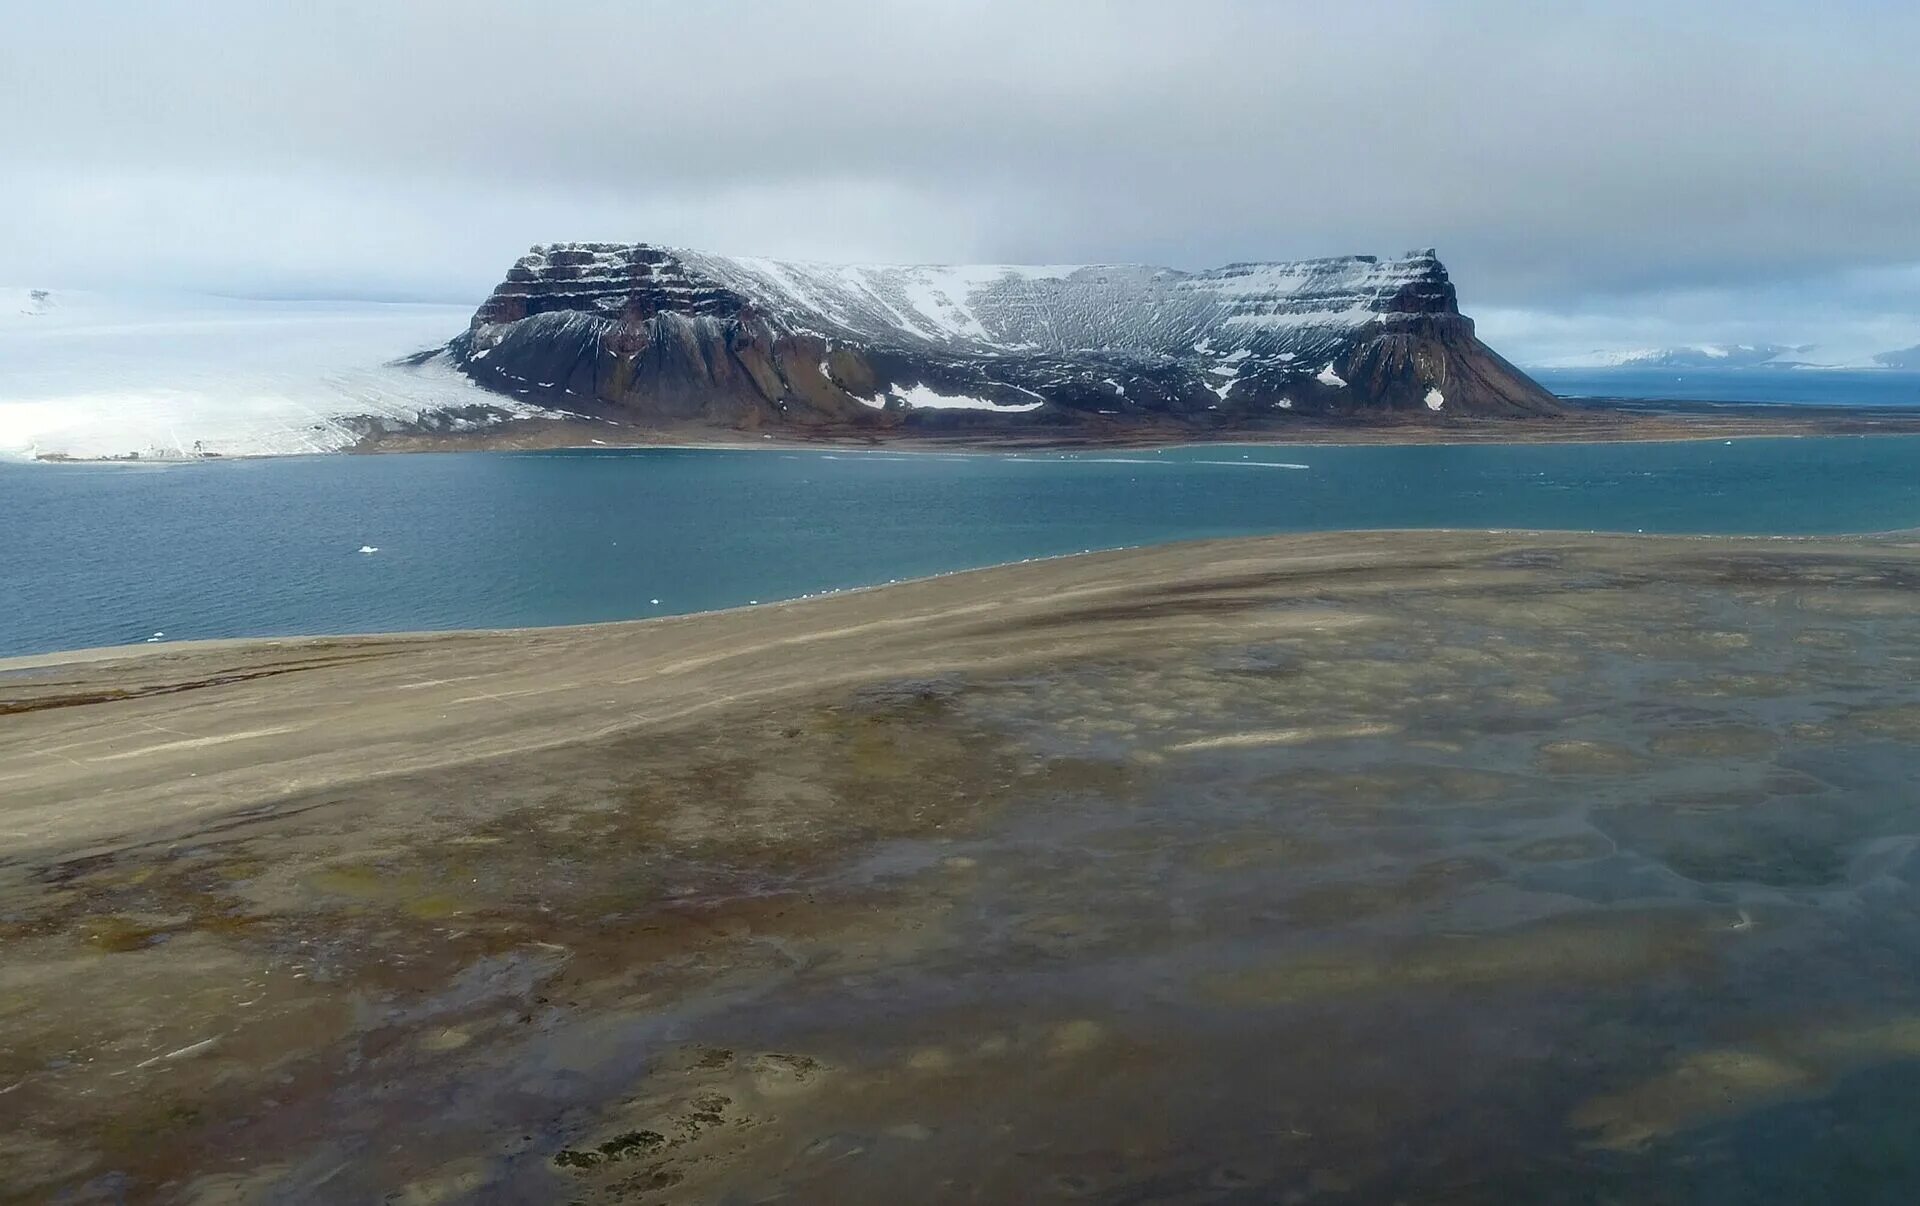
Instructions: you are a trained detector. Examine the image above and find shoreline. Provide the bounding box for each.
[6,526,1918,668]
[1,527,1907,845]
[12,398,1920,464]
[355,401,1920,456]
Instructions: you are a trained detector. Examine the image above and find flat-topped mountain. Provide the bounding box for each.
[449,243,1560,432]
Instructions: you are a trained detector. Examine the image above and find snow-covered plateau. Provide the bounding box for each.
[0,288,551,461]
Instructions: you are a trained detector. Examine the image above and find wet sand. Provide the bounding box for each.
[7,531,1920,1202]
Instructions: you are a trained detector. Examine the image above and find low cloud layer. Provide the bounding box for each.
[5,0,1918,357]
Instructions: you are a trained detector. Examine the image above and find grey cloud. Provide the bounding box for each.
[4,0,1919,341]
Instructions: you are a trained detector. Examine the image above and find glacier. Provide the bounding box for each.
[0,288,554,461]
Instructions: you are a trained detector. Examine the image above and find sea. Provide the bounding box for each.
[1534,366,1920,408]
[6,427,1920,658]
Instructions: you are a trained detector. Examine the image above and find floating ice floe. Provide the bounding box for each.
[1192,461,1310,470]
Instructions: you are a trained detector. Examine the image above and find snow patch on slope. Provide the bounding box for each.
[886,383,1045,412]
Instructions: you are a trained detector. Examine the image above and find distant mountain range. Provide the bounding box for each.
[444,243,1561,429]
[1536,341,1920,372]
[1535,344,1814,370]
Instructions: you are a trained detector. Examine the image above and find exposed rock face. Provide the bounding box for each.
[452,243,1561,431]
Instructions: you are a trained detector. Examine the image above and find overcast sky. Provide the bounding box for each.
[5,0,1919,360]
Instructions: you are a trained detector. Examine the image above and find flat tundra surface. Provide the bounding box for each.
[7,531,1920,1202]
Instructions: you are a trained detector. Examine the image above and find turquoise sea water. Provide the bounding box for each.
[1539,367,1920,406]
[6,436,1920,658]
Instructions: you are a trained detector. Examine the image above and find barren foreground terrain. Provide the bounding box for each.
[7,532,1920,1201]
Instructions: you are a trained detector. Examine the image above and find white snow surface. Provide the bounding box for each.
[1425,386,1445,411]
[1316,364,1347,387]
[887,383,1045,412]
[0,289,547,460]
[500,244,1444,366]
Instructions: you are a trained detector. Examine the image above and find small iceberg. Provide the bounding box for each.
[357,545,379,555]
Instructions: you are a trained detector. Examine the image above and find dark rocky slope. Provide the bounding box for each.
[448,244,1561,433]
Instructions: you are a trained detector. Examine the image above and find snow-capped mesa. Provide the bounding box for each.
[1535,343,1813,370]
[1872,344,1920,370]
[0,289,558,461]
[451,243,1559,431]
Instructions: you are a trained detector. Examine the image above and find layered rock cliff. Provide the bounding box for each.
[450,243,1561,431]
